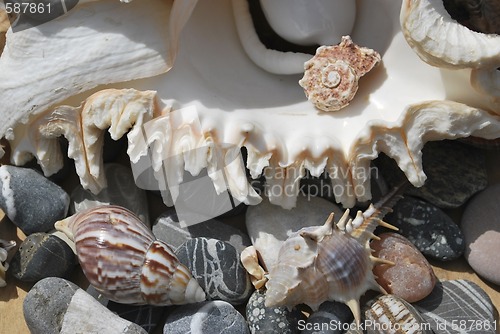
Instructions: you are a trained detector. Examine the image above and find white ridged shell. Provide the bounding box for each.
[0,0,499,210]
[401,0,500,69]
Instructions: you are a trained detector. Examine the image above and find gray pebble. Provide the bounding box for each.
[9,232,77,282]
[375,140,488,208]
[385,196,465,261]
[414,280,496,334]
[462,183,500,285]
[107,302,165,334]
[24,277,146,334]
[153,208,251,253]
[301,301,353,334]
[176,237,253,304]
[246,289,306,334]
[164,300,249,334]
[0,165,70,235]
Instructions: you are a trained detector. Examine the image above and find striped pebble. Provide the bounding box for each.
[414,280,496,334]
[365,295,432,334]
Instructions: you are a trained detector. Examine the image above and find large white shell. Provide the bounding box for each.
[0,0,500,210]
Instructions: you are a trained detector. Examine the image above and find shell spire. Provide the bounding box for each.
[348,180,407,245]
[55,205,206,306]
[264,183,406,325]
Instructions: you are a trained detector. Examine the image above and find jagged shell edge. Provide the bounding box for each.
[4,89,500,209]
[400,0,500,69]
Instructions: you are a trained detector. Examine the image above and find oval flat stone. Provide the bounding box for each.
[153,208,251,254]
[301,301,353,334]
[107,302,165,334]
[176,237,253,304]
[164,300,249,334]
[246,195,343,271]
[414,280,496,334]
[9,233,77,282]
[461,183,500,285]
[246,289,305,334]
[0,165,70,234]
[371,233,436,303]
[24,277,146,334]
[375,140,488,208]
[70,163,150,226]
[386,196,465,261]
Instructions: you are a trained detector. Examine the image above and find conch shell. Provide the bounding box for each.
[265,185,404,324]
[55,205,206,305]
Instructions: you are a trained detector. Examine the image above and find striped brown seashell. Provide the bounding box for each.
[264,183,406,325]
[54,205,206,305]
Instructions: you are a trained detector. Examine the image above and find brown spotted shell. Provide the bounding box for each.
[55,205,205,305]
[299,36,381,112]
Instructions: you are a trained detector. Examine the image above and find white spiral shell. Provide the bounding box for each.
[55,205,206,305]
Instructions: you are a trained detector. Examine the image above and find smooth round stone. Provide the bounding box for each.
[376,140,488,208]
[462,183,500,285]
[246,289,306,334]
[107,302,165,334]
[9,232,77,282]
[246,195,343,271]
[176,237,253,304]
[153,208,251,254]
[371,233,436,303]
[301,301,353,334]
[24,277,146,334]
[414,280,496,334]
[365,294,432,334]
[164,300,249,334]
[70,163,150,226]
[0,165,70,234]
[386,196,465,261]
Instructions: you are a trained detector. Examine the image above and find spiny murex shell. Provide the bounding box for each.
[0,0,499,211]
[264,185,405,324]
[299,36,381,112]
[55,205,206,305]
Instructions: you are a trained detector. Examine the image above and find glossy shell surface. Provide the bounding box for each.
[0,0,499,211]
[55,205,205,305]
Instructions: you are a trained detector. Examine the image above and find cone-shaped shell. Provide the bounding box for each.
[55,205,205,305]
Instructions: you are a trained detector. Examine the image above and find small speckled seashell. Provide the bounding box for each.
[54,205,206,306]
[299,36,381,112]
[0,239,16,288]
[365,294,433,334]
